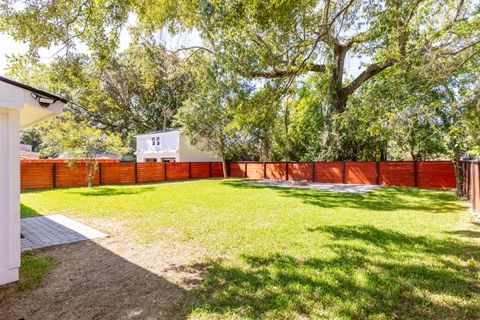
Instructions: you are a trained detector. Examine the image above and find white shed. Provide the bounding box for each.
[0,76,65,286]
[136,128,221,163]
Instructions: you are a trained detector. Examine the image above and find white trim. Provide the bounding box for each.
[0,109,20,286]
[0,79,65,286]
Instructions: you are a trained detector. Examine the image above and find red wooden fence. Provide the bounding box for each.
[463,161,479,215]
[20,159,119,163]
[228,161,456,189]
[20,160,457,191]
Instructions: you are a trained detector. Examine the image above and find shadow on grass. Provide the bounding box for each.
[221,179,465,213]
[66,186,156,197]
[447,222,480,239]
[189,225,480,319]
[20,203,42,218]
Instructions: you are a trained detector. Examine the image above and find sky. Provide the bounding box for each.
[0,33,29,73]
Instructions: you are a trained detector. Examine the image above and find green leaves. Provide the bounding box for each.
[0,0,133,61]
[4,0,480,162]
[41,116,129,160]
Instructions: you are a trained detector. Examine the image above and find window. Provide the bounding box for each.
[156,137,160,145]
[161,158,175,163]
[145,158,157,163]
[151,137,155,145]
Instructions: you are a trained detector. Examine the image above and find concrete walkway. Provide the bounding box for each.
[244,180,381,193]
[21,214,108,251]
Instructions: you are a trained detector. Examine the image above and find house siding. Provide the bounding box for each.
[136,130,220,163]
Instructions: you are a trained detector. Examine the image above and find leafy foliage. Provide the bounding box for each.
[2,0,479,165]
[41,117,128,186]
[176,62,253,175]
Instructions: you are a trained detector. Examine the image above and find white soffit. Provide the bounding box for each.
[20,101,64,129]
[0,77,66,128]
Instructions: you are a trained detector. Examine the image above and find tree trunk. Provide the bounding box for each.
[380,144,388,161]
[86,161,99,188]
[410,152,417,162]
[454,159,465,197]
[332,95,347,115]
[222,158,228,179]
[321,115,332,160]
[321,44,349,160]
[330,44,348,114]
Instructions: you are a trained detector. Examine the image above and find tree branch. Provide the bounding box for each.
[250,63,326,78]
[341,59,395,97]
[166,46,214,55]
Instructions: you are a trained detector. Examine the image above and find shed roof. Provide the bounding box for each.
[137,127,180,136]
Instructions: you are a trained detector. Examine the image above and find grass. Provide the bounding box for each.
[17,251,55,291]
[20,179,480,319]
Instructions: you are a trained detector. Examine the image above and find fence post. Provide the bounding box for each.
[227,161,231,177]
[264,162,267,179]
[472,163,477,212]
[376,161,380,185]
[286,161,289,181]
[468,162,471,200]
[466,162,470,197]
[244,162,247,178]
[134,162,138,184]
[342,161,346,184]
[52,163,57,188]
[189,162,192,179]
[311,161,315,182]
[466,162,469,199]
[413,161,418,187]
[463,161,468,197]
[164,162,167,181]
[98,163,103,185]
[209,162,212,178]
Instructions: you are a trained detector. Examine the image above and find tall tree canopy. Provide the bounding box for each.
[149,1,479,105]
[1,0,479,163]
[7,35,196,149]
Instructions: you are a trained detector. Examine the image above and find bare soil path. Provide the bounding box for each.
[0,224,207,320]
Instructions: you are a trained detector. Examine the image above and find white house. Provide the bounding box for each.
[136,128,221,162]
[20,144,40,159]
[0,76,65,286]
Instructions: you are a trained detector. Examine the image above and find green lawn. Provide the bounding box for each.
[17,251,56,291]
[21,179,480,319]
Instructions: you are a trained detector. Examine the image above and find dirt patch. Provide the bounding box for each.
[0,221,210,320]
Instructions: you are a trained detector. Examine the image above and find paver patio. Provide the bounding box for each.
[21,214,108,250]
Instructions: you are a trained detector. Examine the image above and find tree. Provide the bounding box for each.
[431,73,480,196]
[176,62,250,177]
[3,0,480,168]
[20,127,43,152]
[147,0,480,158]
[41,117,129,187]
[6,36,196,150]
[0,0,133,61]
[4,1,478,117]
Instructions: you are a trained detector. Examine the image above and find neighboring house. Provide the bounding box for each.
[136,128,221,163]
[0,76,66,286]
[20,144,40,159]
